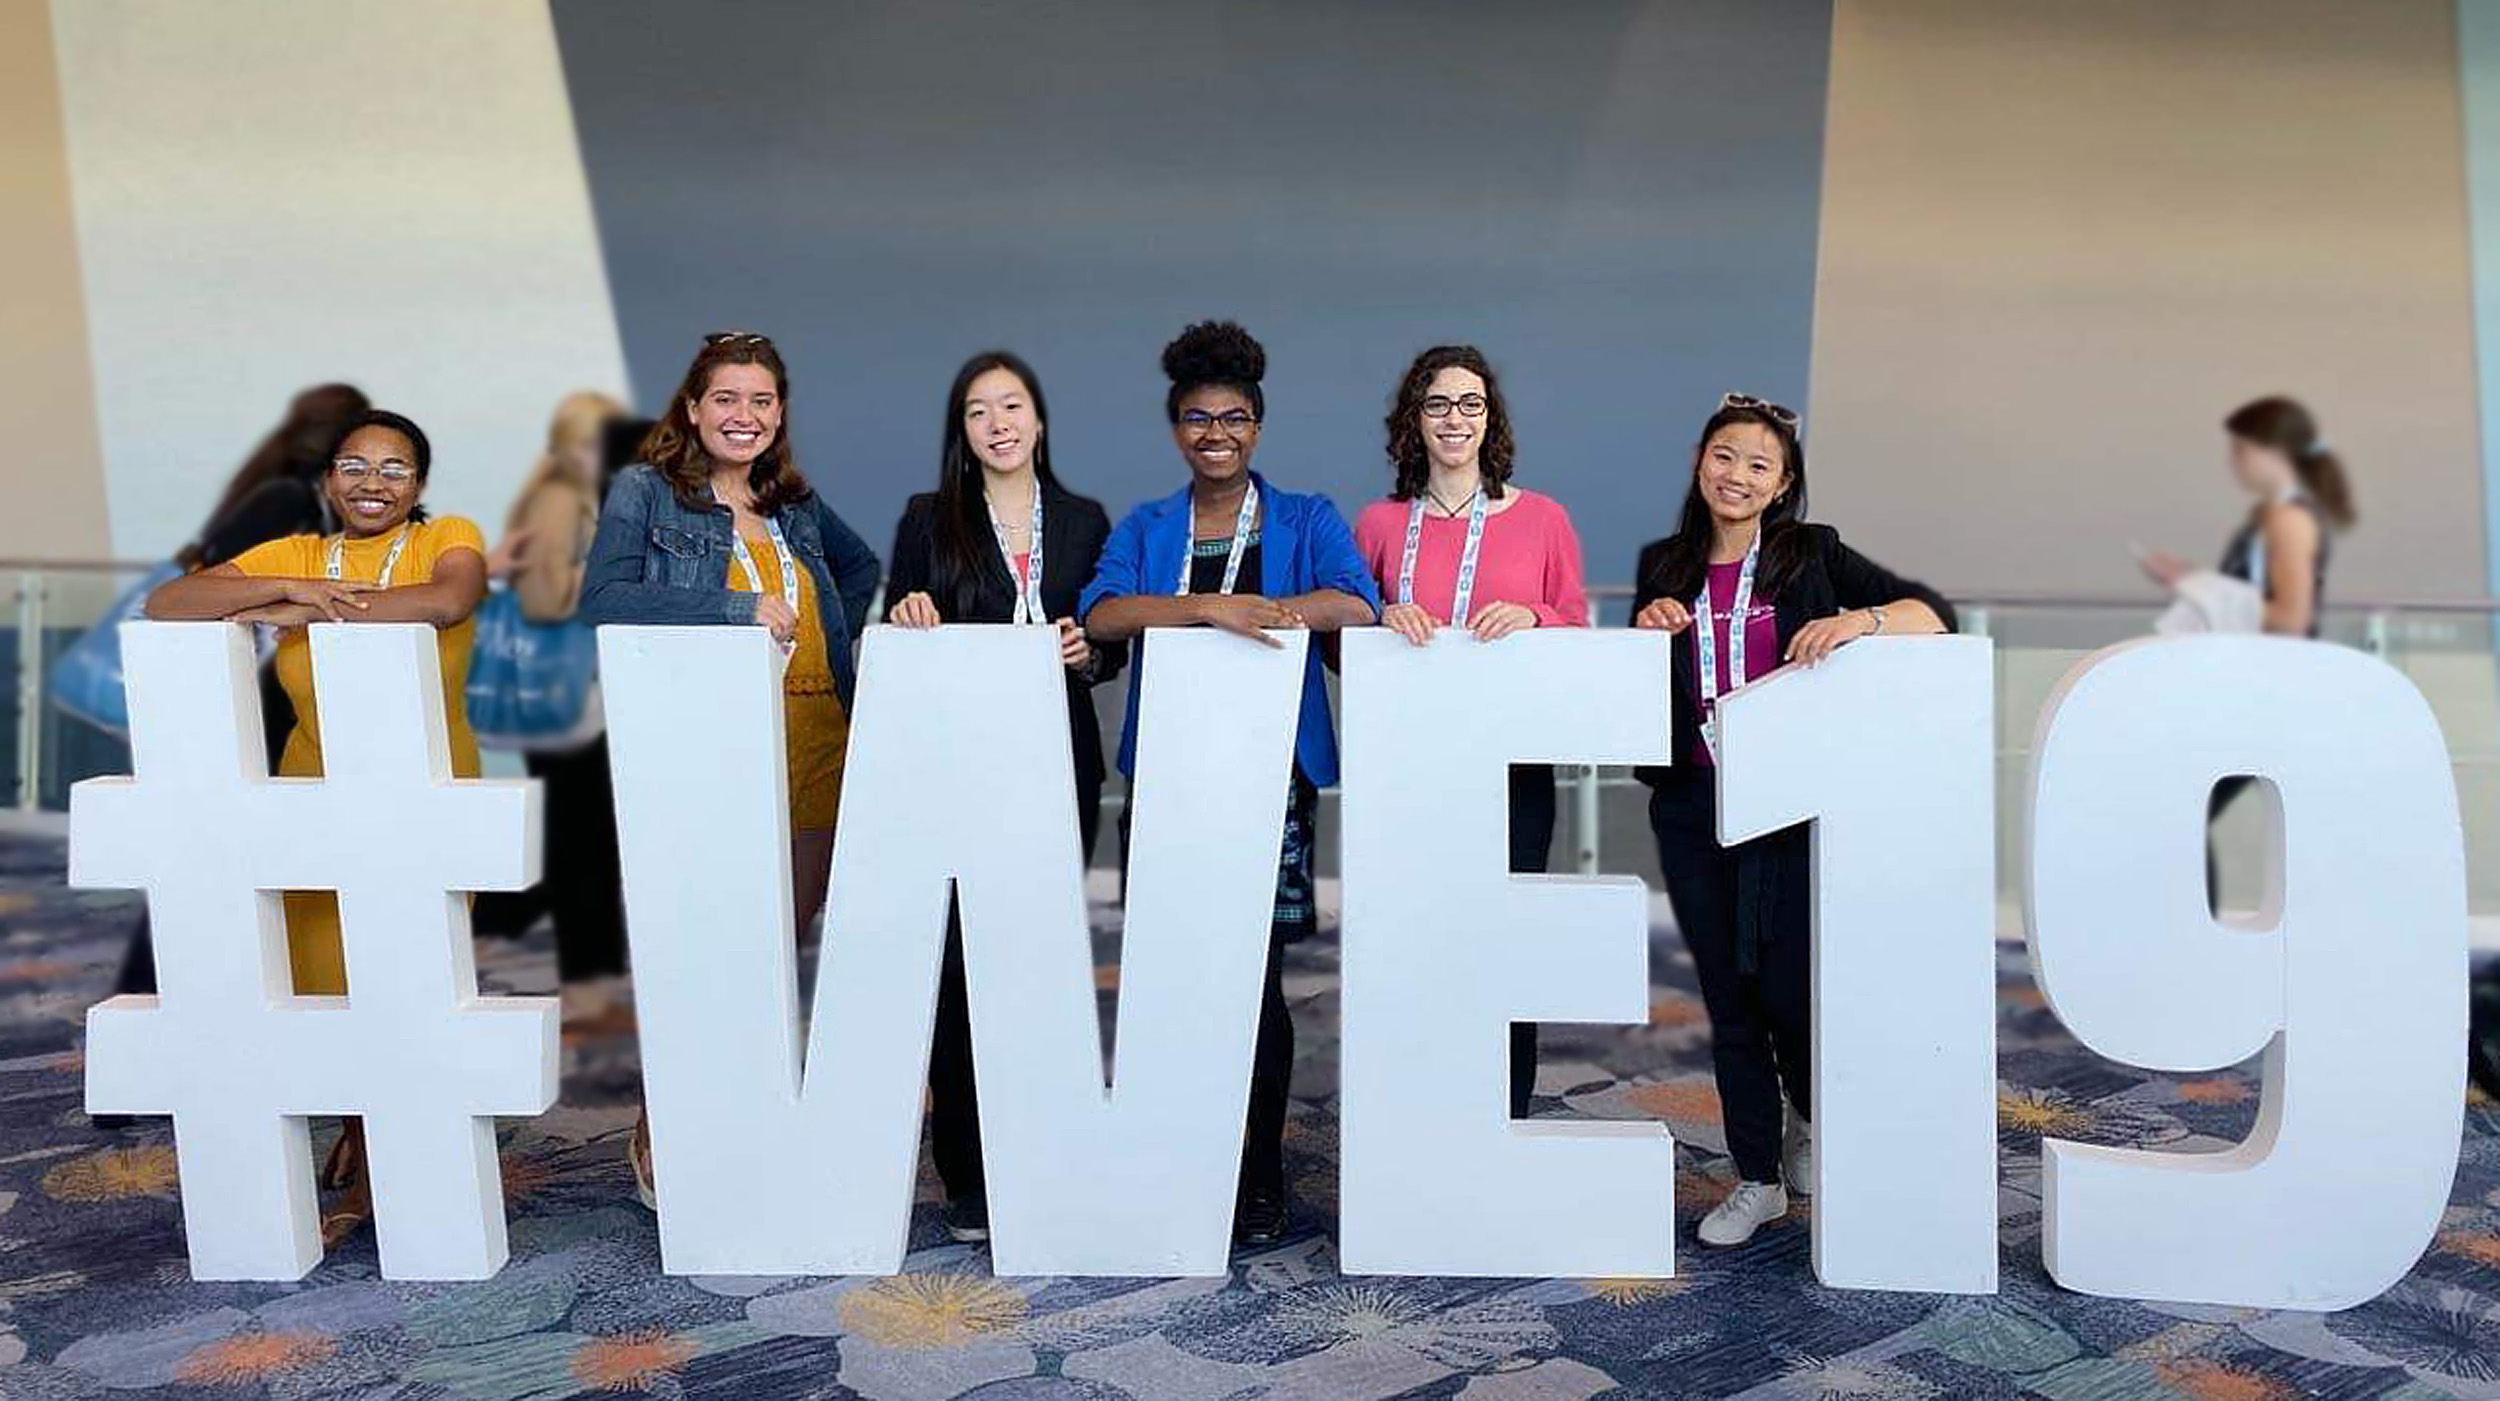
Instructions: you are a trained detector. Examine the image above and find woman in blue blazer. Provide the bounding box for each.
[1080,320,1379,1247]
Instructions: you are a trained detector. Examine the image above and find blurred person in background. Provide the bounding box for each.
[2139,397,2357,913]
[474,391,634,1033]
[96,383,370,1044]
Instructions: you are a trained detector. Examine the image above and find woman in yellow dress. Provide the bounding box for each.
[146,407,489,1238]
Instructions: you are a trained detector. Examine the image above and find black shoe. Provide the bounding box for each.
[1232,1186,1290,1247]
[943,1194,991,1243]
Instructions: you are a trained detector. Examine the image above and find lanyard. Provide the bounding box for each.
[1397,489,1489,624]
[1692,530,1761,762]
[1175,478,1260,597]
[988,483,1048,625]
[730,515,800,648]
[325,527,411,587]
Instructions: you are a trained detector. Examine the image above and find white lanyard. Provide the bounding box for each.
[1175,478,1260,597]
[988,483,1048,625]
[730,515,800,645]
[1691,530,1761,762]
[325,527,411,588]
[1397,489,1489,623]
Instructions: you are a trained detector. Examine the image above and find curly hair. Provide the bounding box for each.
[1161,320,1266,424]
[638,335,813,515]
[1385,345,1515,501]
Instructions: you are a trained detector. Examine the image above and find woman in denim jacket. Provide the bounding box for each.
[580,332,878,1204]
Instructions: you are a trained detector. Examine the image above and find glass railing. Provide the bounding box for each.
[9,563,2495,942]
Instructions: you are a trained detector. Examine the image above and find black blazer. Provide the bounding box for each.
[884,484,1128,793]
[1629,522,1956,784]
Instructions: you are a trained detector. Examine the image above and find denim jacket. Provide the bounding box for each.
[581,464,881,704]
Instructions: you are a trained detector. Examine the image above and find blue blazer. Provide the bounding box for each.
[1079,473,1381,786]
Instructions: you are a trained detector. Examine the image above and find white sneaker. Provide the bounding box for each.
[1698,1180,1788,1248]
[1783,1114,1814,1197]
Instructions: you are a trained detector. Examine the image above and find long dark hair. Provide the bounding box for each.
[2225,396,2356,529]
[180,383,369,567]
[638,334,813,514]
[931,350,1061,619]
[1642,401,1811,603]
[1385,345,1516,501]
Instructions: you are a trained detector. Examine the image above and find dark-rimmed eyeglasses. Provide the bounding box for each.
[1180,409,1259,434]
[1720,392,1799,429]
[1422,394,1487,420]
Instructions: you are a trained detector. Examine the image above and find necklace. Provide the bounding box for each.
[1428,488,1475,518]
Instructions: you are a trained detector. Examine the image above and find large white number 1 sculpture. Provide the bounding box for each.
[1714,637,2000,1293]
[2025,635,2465,1309]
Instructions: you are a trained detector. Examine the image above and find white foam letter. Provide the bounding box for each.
[2026,636,2465,1309]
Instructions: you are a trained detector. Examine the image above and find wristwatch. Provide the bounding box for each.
[1864,605,1886,636]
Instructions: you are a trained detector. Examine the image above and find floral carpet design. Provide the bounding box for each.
[0,832,2494,1399]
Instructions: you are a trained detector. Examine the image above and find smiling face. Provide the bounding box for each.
[687,362,782,468]
[1419,366,1488,477]
[1173,384,1260,485]
[962,366,1041,478]
[324,424,424,537]
[1694,421,1791,530]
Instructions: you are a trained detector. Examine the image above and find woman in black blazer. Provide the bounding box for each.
[1629,394,1954,1250]
[885,350,1127,1244]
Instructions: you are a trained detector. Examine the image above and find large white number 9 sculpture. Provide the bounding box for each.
[2025,635,2466,1309]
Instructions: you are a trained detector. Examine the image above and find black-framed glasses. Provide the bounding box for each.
[705,330,774,348]
[331,458,416,483]
[1180,409,1259,434]
[1720,392,1799,429]
[1422,394,1488,420]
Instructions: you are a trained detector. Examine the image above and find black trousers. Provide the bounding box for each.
[530,738,628,981]
[928,778,1103,1204]
[1648,772,1810,1184]
[1506,764,1558,1117]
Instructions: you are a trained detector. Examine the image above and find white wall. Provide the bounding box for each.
[49,0,628,559]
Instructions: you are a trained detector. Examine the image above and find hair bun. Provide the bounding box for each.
[1161,321,1266,387]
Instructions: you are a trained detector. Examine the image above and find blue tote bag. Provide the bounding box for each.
[463,586,602,751]
[47,562,183,738]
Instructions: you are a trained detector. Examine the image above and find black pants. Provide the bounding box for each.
[2206,776,2256,917]
[1648,772,1810,1184]
[1506,764,1558,1117]
[113,663,296,998]
[528,738,628,981]
[928,779,1103,1204]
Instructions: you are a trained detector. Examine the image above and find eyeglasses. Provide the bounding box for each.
[331,458,416,483]
[1422,394,1487,420]
[1179,409,1260,434]
[1720,392,1799,429]
[705,330,774,348]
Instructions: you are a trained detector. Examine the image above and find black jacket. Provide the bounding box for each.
[884,484,1128,793]
[1630,522,1956,784]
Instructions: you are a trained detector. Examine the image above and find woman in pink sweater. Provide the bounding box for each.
[1353,344,1590,1119]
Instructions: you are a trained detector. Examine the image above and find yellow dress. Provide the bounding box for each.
[228,517,487,994]
[727,532,850,830]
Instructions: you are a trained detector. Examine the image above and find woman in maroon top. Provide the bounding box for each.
[1630,394,1952,1249]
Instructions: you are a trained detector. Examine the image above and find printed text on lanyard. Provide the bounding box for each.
[1692,531,1761,762]
[1175,479,1261,598]
[1396,489,1488,624]
[732,517,801,654]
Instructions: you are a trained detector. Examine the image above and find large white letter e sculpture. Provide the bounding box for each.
[1338,629,1675,1277]
[73,622,556,1281]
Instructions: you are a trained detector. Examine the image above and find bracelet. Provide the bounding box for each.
[1864,605,1886,636]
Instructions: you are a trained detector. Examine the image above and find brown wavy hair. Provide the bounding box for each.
[1385,345,1516,501]
[638,335,813,514]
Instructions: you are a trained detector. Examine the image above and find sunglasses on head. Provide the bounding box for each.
[704,330,774,348]
[1719,392,1799,429]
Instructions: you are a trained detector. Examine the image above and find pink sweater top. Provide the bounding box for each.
[1353,487,1590,627]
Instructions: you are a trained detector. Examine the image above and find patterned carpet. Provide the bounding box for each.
[0,831,2495,1400]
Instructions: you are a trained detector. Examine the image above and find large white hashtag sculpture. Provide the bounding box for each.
[71,622,556,1281]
